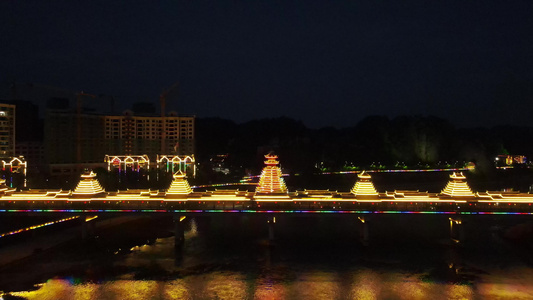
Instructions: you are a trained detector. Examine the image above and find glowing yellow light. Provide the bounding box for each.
[351,171,379,200]
[166,171,193,198]
[350,269,381,300]
[163,279,191,300]
[440,172,475,198]
[255,153,288,194]
[85,215,98,222]
[72,171,106,198]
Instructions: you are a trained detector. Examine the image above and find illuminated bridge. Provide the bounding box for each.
[1,154,532,246]
[1,154,533,215]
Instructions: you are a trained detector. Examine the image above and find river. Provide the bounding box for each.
[2,171,533,299]
[1,213,533,299]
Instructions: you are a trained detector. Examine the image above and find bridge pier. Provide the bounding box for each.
[267,216,276,243]
[358,216,369,246]
[80,215,97,240]
[449,217,465,244]
[174,215,186,249]
[81,215,88,240]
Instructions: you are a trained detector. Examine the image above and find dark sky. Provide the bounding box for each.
[1,1,532,128]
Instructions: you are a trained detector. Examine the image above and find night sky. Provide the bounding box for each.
[1,1,532,128]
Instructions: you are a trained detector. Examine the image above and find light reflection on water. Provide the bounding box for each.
[5,215,533,299]
[254,274,288,299]
[9,268,533,300]
[292,271,339,299]
[349,269,380,299]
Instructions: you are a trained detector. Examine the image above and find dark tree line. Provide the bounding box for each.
[195,115,533,178]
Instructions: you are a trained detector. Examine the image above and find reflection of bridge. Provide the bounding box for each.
[1,154,533,245]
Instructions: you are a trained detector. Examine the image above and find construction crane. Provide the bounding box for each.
[76,92,96,169]
[160,81,179,154]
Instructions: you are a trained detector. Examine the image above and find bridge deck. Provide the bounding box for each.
[1,197,533,214]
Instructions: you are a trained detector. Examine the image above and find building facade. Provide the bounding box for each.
[0,103,15,158]
[45,109,195,172]
[104,110,194,158]
[45,110,106,165]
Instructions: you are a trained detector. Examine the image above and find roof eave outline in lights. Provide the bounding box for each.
[351,171,379,200]
[255,153,288,196]
[166,171,193,198]
[71,171,106,198]
[440,172,476,198]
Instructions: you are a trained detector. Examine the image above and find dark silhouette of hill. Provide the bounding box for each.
[196,115,533,177]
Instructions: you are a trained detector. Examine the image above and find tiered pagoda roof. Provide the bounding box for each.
[256,153,288,194]
[166,171,193,198]
[72,171,106,198]
[440,172,475,198]
[351,171,379,199]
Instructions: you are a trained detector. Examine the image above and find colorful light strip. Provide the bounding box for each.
[1,209,532,215]
[192,182,257,189]
[0,216,79,238]
[320,168,468,175]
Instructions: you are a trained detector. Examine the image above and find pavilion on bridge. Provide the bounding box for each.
[1,154,533,204]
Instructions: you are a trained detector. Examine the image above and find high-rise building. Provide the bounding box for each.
[0,103,16,158]
[45,109,195,173]
[103,110,195,158]
[3,100,44,169]
[45,109,106,165]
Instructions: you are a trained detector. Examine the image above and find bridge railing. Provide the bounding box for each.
[1,199,533,214]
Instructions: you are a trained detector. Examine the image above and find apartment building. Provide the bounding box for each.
[0,103,15,157]
[45,109,195,172]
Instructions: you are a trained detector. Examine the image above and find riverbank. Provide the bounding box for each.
[0,215,174,292]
